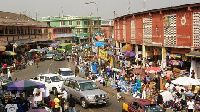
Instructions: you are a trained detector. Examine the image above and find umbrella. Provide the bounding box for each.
[29,49,38,53]
[146,67,161,73]
[171,77,200,86]
[124,51,135,57]
[160,91,174,102]
[122,44,132,52]
[1,51,16,56]
[2,80,46,91]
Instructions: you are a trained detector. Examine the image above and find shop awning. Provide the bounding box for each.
[185,51,200,57]
[0,46,6,51]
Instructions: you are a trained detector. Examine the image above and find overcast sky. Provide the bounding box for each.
[0,0,199,19]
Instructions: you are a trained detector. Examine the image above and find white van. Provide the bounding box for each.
[59,68,75,79]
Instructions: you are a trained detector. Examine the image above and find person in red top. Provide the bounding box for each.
[35,58,39,68]
[71,56,75,65]
[48,100,55,111]
[3,63,7,74]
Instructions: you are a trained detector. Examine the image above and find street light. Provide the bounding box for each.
[85,2,99,32]
[85,2,98,16]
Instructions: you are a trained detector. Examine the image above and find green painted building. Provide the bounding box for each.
[37,16,101,43]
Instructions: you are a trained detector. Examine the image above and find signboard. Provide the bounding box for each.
[99,49,108,61]
[93,32,105,46]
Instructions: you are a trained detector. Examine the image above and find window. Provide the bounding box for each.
[130,102,139,109]
[69,81,75,89]
[64,80,70,86]
[74,82,79,90]
[69,21,72,25]
[61,21,65,26]
[76,21,80,25]
[0,29,3,34]
[40,76,44,81]
[45,77,50,82]
[17,29,21,34]
[84,29,87,33]
[76,29,80,34]
[84,21,88,25]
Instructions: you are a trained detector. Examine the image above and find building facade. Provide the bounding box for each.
[114,3,200,77]
[0,11,49,51]
[37,16,101,43]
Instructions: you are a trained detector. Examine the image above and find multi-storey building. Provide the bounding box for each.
[0,11,49,51]
[114,3,200,77]
[101,20,113,43]
[37,16,101,43]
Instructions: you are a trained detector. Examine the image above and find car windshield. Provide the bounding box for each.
[144,104,165,112]
[50,76,63,82]
[61,71,74,76]
[80,82,98,91]
[56,54,63,57]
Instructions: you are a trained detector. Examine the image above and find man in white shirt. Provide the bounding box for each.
[61,88,68,100]
[187,98,195,112]
[5,101,18,112]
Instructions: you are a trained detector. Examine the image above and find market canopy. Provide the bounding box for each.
[2,80,46,91]
[185,51,200,57]
[122,44,132,52]
[160,91,174,102]
[146,67,161,73]
[171,77,200,86]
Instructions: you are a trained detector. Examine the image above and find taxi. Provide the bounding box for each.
[122,99,165,112]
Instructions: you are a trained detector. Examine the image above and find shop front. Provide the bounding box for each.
[166,48,190,71]
[185,51,200,78]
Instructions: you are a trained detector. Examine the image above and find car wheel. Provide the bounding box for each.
[53,88,58,95]
[81,98,88,109]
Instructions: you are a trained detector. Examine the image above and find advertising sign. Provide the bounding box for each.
[93,32,105,46]
[99,49,108,61]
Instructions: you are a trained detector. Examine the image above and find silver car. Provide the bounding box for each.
[62,77,109,108]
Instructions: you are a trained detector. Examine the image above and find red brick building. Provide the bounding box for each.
[114,3,200,77]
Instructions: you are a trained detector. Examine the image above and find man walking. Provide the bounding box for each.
[68,94,76,112]
[75,66,79,77]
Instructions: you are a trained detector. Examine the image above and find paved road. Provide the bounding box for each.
[11,59,124,112]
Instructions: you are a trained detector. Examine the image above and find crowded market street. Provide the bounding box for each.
[7,58,126,112]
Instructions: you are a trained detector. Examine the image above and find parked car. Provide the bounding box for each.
[62,77,109,108]
[45,50,57,59]
[30,73,64,95]
[54,53,65,61]
[122,99,165,112]
[58,68,75,79]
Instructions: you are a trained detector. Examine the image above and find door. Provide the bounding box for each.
[73,82,81,101]
[68,81,75,97]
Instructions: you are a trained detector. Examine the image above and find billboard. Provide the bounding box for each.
[93,32,105,46]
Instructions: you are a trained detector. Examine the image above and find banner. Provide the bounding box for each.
[93,32,105,46]
[99,49,108,61]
